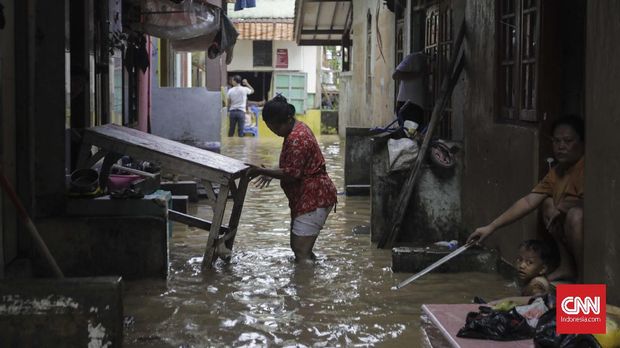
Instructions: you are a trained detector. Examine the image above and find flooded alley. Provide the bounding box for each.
[123,135,515,347]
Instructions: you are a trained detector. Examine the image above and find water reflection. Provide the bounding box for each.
[123,135,515,347]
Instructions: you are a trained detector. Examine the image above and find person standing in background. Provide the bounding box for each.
[227,75,254,137]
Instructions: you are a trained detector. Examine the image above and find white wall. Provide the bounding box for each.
[228,40,319,94]
[338,0,395,136]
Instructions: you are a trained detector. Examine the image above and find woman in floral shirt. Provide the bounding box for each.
[249,94,337,262]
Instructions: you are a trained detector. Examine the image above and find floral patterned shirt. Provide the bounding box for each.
[279,121,337,218]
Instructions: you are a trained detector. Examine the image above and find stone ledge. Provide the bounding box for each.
[0,277,123,347]
[392,245,498,273]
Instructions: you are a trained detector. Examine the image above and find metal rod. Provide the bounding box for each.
[393,241,474,290]
[0,166,64,278]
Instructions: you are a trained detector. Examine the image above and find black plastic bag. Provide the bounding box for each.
[456,306,534,341]
[534,308,602,348]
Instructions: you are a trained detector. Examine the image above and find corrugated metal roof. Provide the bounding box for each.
[294,0,352,46]
[232,19,294,40]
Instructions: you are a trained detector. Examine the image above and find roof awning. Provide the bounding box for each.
[294,0,352,46]
[233,19,294,41]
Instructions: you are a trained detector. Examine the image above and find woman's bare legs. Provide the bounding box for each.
[543,197,577,281]
[290,233,319,262]
[563,207,584,282]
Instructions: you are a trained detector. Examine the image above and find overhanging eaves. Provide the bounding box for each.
[294,0,352,46]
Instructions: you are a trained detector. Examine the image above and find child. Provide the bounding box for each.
[516,239,556,297]
[487,239,557,307]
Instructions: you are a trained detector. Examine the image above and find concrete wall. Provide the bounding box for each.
[0,277,123,347]
[151,87,223,147]
[339,0,396,137]
[33,0,70,217]
[36,216,169,279]
[223,108,322,139]
[584,0,620,305]
[0,0,17,273]
[461,0,541,263]
[371,138,462,245]
[227,40,319,94]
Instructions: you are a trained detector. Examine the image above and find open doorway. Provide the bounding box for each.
[227,71,272,103]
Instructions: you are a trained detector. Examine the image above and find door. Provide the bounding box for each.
[272,72,307,115]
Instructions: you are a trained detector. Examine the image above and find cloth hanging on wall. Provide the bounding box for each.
[234,0,256,11]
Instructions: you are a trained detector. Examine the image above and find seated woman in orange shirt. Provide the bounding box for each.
[467,115,584,282]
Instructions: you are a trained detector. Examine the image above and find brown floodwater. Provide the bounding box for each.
[123,135,517,347]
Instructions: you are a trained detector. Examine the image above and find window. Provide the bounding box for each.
[253,40,273,67]
[273,72,307,114]
[424,3,453,139]
[498,0,539,122]
[366,11,372,98]
[341,32,351,72]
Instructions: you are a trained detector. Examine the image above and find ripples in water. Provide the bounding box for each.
[123,135,515,347]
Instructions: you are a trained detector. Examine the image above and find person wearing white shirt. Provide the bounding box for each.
[226,75,254,137]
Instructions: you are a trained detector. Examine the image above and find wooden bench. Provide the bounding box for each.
[77,124,250,270]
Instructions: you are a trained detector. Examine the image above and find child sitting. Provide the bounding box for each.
[487,239,557,307]
[516,239,556,297]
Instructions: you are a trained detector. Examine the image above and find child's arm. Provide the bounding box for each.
[522,276,551,297]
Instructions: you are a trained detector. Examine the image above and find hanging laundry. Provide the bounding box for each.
[234,0,256,11]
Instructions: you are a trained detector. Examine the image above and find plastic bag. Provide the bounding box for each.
[515,297,549,328]
[136,0,220,41]
[387,138,419,172]
[456,306,534,341]
[533,307,602,348]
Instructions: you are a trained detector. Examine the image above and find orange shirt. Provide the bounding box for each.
[532,157,584,211]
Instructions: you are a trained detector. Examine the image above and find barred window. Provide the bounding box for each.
[424,3,453,139]
[366,11,372,98]
[498,0,540,122]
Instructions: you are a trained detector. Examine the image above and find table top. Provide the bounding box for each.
[84,124,249,181]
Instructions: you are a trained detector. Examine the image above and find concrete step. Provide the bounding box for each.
[171,195,189,214]
[392,245,498,273]
[0,277,123,347]
[160,181,198,202]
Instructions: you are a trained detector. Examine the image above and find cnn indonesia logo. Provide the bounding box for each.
[556,284,606,334]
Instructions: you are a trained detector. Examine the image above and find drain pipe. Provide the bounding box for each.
[0,166,64,278]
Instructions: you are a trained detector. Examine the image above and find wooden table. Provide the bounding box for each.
[78,124,250,270]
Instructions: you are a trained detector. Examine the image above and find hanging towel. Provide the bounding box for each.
[235,0,257,11]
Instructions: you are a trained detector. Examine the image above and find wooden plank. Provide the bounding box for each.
[82,124,249,183]
[223,176,250,250]
[203,181,217,203]
[202,184,229,270]
[378,21,466,249]
[168,209,229,234]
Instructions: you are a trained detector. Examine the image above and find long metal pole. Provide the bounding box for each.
[393,241,473,290]
[0,166,64,278]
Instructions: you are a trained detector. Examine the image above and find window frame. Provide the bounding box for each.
[497,0,541,123]
[366,11,372,99]
[423,2,453,139]
[253,40,273,68]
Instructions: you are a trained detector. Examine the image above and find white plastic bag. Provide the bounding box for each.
[387,138,419,172]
